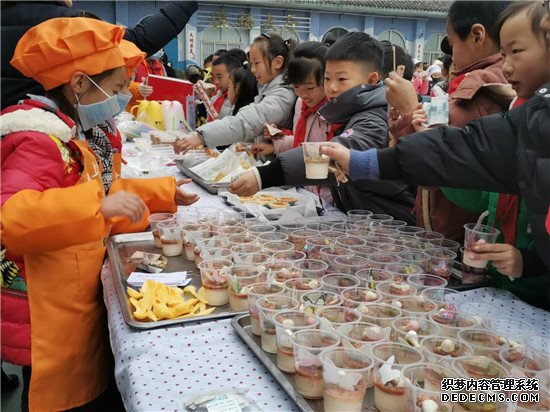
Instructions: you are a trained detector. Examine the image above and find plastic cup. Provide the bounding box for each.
[371,342,424,412]
[196,207,221,225]
[391,317,440,346]
[368,214,394,225]
[247,224,277,235]
[198,259,233,306]
[402,363,456,412]
[232,252,271,266]
[463,223,501,269]
[375,281,417,302]
[429,310,479,338]
[376,243,409,254]
[194,237,229,266]
[431,238,460,254]
[335,235,366,250]
[365,235,396,249]
[290,229,320,252]
[488,317,535,346]
[425,249,456,281]
[367,253,402,270]
[384,263,424,282]
[379,220,408,230]
[263,240,295,254]
[319,247,352,270]
[347,209,373,221]
[457,328,509,361]
[300,291,343,315]
[330,222,360,234]
[265,260,301,282]
[157,220,183,257]
[214,225,246,237]
[357,302,403,328]
[395,226,425,236]
[278,221,306,235]
[397,251,430,271]
[394,296,438,318]
[420,336,474,368]
[228,266,263,311]
[304,237,336,260]
[148,213,175,248]
[332,256,370,275]
[272,250,307,263]
[317,306,361,328]
[499,346,550,378]
[406,274,447,293]
[200,247,232,264]
[414,231,444,242]
[257,295,299,354]
[337,322,390,355]
[182,223,210,261]
[247,282,285,336]
[230,243,263,258]
[341,286,382,308]
[321,273,361,294]
[227,233,257,247]
[320,347,374,412]
[293,259,329,280]
[356,268,394,289]
[421,287,465,311]
[305,222,333,232]
[291,329,340,399]
[459,247,487,284]
[257,232,289,243]
[302,142,330,179]
[219,210,247,226]
[457,301,500,328]
[283,277,323,301]
[273,310,319,373]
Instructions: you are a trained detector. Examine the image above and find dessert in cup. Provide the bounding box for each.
[488,317,535,347]
[341,286,382,308]
[384,263,424,283]
[406,274,448,293]
[457,301,499,328]
[358,302,402,328]
[263,240,295,254]
[227,233,257,248]
[246,224,277,235]
[257,295,299,354]
[198,259,233,306]
[228,266,263,311]
[332,256,370,275]
[283,277,323,301]
[290,229,320,252]
[293,259,329,280]
[302,142,331,179]
[278,221,306,235]
[256,231,289,243]
[398,251,430,271]
[321,273,361,294]
[300,291,343,315]
[366,252,402,270]
[316,306,361,328]
[214,225,246,237]
[246,282,285,336]
[319,246,352,271]
[457,328,509,361]
[420,336,474,370]
[182,223,211,261]
[148,213,175,248]
[463,223,500,270]
[499,346,550,378]
[304,237,336,261]
[265,260,301,282]
[335,235,366,249]
[391,317,441,347]
[429,309,478,338]
[395,296,438,318]
[157,220,184,257]
[425,249,457,281]
[232,252,271,266]
[194,237,229,267]
[402,363,456,412]
[230,242,263,258]
[421,287,464,312]
[346,209,373,221]
[375,281,417,301]
[272,250,307,263]
[356,268,394,289]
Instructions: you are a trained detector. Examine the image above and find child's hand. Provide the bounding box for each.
[385,73,419,115]
[100,191,146,224]
[469,243,523,278]
[137,78,153,98]
[174,179,199,206]
[411,107,428,132]
[174,133,202,154]
[228,170,259,196]
[319,142,351,174]
[252,142,275,156]
[263,123,283,140]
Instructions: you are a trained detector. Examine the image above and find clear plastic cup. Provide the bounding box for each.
[279,221,306,235]
[347,209,373,221]
[232,252,271,266]
[414,231,444,242]
[402,363,456,412]
[247,224,277,235]
[317,306,361,328]
[421,287,465,311]
[304,237,336,260]
[219,210,247,226]
[198,259,233,306]
[196,207,221,225]
[257,232,289,243]
[376,281,417,302]
[384,263,423,282]
[499,346,550,378]
[425,249,456,281]
[459,247,487,284]
[148,213,175,248]
[302,142,330,179]
[371,342,424,412]
[157,220,183,257]
[335,235,366,249]
[272,250,307,263]
[420,336,474,368]
[182,223,211,261]
[395,226,425,236]
[257,295,299,354]
[300,291,343,315]
[291,329,340,399]
[337,322,390,355]
[357,302,403,328]
[284,278,323,301]
[228,265,263,311]
[431,238,460,254]
[266,260,301,282]
[394,296,438,318]
[379,220,408,230]
[376,243,409,254]
[247,282,285,336]
[463,223,501,269]
[488,317,535,346]
[319,246,352,270]
[290,229,320,252]
[273,310,319,373]
[356,268,394,289]
[293,259,329,280]
[321,273,361,294]
[320,347,374,412]
[397,251,430,271]
[227,233,257,247]
[263,240,295,254]
[367,252,402,269]
[214,225,246,237]
[365,236,396,249]
[457,301,499,328]
[368,214,394,225]
[406,274,448,293]
[429,310,479,338]
[341,286,382,308]
[230,243,263,257]
[194,237,229,266]
[199,247,232,264]
[305,222,333,232]
[391,317,440,347]
[457,328,509,361]
[332,256,370,275]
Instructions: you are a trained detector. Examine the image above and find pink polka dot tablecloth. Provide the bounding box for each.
[101,266,298,412]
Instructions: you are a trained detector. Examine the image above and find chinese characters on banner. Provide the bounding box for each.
[415,41,424,62]
[185,24,197,62]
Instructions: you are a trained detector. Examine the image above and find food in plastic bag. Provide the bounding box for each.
[184,387,263,412]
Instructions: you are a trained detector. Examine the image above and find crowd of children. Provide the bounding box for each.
[1,0,549,409]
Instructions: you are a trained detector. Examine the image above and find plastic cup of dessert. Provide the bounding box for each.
[406,274,447,293]
[300,291,343,315]
[196,207,221,226]
[337,323,389,372]
[366,252,402,270]
[376,243,409,255]
[273,310,319,373]
[424,249,457,281]
[305,222,333,232]
[391,316,441,346]
[368,214,394,225]
[489,317,535,347]
[256,231,289,243]
[316,306,362,329]
[194,237,229,267]
[370,226,401,237]
[402,362,456,412]
[371,341,424,412]
[246,224,277,236]
[199,248,233,267]
[239,217,261,227]
[331,256,370,275]
[341,287,382,308]
[457,301,500,328]
[318,230,347,241]
[364,235,396,248]
[246,282,285,336]
[227,233,257,248]
[384,263,424,282]
[263,240,295,254]
[330,222,360,234]
[457,328,510,361]
[265,260,300,282]
[257,295,299,354]
[459,247,488,284]
[232,252,271,267]
[347,209,373,221]
[421,287,465,311]
[148,213,175,248]
[293,259,329,280]
[463,223,500,267]
[214,225,246,237]
[375,281,417,302]
[397,251,430,271]
[157,220,184,257]
[228,265,263,311]
[182,223,211,261]
[499,345,550,378]
[335,234,365,249]
[430,238,460,254]
[379,220,408,230]
[320,347,374,412]
[321,273,361,294]
[278,221,306,235]
[414,231,445,242]
[319,246,352,270]
[394,296,438,319]
[356,268,394,289]
[396,226,425,235]
[198,259,233,306]
[304,236,335,260]
[272,250,307,263]
[219,210,247,226]
[420,336,474,368]
[230,243,263,257]
[291,329,341,399]
[283,277,323,301]
[429,310,479,338]
[302,142,330,179]
[357,302,403,328]
[290,229,320,252]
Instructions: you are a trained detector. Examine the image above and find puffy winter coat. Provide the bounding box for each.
[197,74,297,147]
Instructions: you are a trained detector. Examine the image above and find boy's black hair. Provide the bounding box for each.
[230,67,258,115]
[213,49,228,57]
[447,1,512,43]
[204,54,214,66]
[321,30,345,47]
[497,1,549,47]
[324,32,383,73]
[441,54,453,73]
[285,41,329,85]
[379,40,414,80]
[185,65,203,84]
[212,48,248,72]
[252,33,298,70]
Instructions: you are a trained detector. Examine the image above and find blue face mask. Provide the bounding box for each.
[150,50,164,60]
[75,75,121,131]
[115,92,132,115]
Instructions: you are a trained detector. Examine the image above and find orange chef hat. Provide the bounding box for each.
[119,40,146,78]
[11,17,126,91]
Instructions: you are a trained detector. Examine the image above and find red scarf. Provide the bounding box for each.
[448,74,467,95]
[293,98,327,148]
[208,91,227,122]
[326,123,345,141]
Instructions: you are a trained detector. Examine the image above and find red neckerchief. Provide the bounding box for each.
[448,74,467,95]
[208,91,227,122]
[494,97,526,245]
[326,123,345,141]
[293,98,328,148]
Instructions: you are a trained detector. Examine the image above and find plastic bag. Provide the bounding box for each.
[184,387,263,412]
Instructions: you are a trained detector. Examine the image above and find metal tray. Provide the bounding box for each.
[448,263,490,291]
[106,232,246,329]
[231,314,375,412]
[175,159,228,195]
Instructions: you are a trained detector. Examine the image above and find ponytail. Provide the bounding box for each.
[252,33,298,70]
[231,66,258,115]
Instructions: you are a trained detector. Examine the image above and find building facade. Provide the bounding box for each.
[73,0,449,70]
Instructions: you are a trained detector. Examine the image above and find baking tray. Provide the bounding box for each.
[106,232,246,329]
[175,158,228,195]
[448,262,491,291]
[231,314,375,412]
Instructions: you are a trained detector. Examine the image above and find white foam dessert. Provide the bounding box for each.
[261,327,278,354]
[160,238,183,257]
[324,384,364,412]
[277,345,295,373]
[229,291,249,311]
[202,285,228,306]
[305,156,330,179]
[295,364,324,399]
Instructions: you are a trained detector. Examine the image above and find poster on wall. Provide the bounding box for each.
[415,40,424,62]
[184,24,197,63]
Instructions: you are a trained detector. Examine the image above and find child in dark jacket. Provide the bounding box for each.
[228,32,414,222]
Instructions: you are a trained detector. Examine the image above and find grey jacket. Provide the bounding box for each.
[258,83,415,223]
[198,74,296,147]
